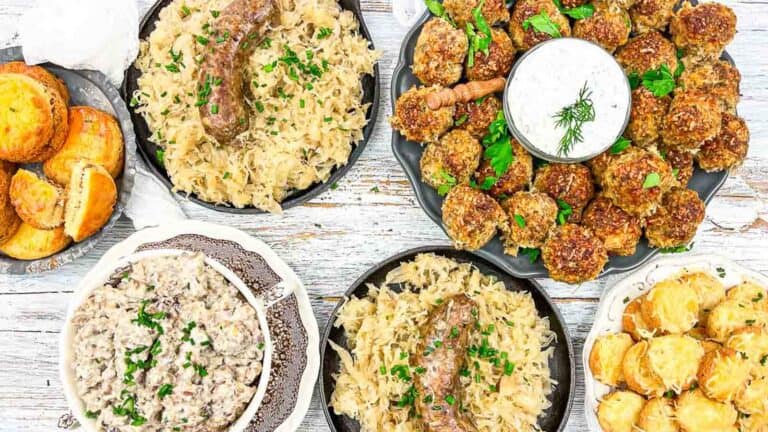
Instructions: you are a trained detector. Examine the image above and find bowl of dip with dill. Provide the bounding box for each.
[504,38,631,163]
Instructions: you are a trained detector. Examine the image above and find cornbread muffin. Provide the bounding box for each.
[662,89,722,150]
[0,61,69,103]
[441,185,508,251]
[626,87,671,148]
[0,223,71,260]
[590,332,635,386]
[533,163,595,223]
[541,224,607,284]
[42,106,125,186]
[500,191,557,254]
[641,277,700,334]
[615,30,679,74]
[582,196,643,256]
[509,0,571,52]
[412,18,468,86]
[454,95,502,139]
[597,391,646,432]
[629,0,677,33]
[466,28,516,81]
[391,86,455,143]
[9,169,66,230]
[645,188,705,249]
[64,162,117,242]
[473,139,533,199]
[696,113,750,172]
[670,2,737,58]
[444,0,510,27]
[420,130,482,190]
[602,147,675,218]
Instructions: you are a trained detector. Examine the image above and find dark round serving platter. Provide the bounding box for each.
[391,1,732,280]
[319,246,575,432]
[123,0,380,214]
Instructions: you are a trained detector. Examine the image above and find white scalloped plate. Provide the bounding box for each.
[582,254,768,431]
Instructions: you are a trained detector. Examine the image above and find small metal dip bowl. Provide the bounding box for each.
[502,38,632,163]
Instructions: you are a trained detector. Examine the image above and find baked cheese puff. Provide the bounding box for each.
[623,296,656,341]
[675,389,738,432]
[646,335,704,392]
[590,332,635,386]
[641,278,700,334]
[597,391,646,432]
[623,341,666,397]
[698,347,752,402]
[637,397,679,432]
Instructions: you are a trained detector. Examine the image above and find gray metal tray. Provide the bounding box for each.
[391,11,730,280]
[0,46,136,274]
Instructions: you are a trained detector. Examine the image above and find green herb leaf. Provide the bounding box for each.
[444,394,456,405]
[642,172,661,189]
[424,0,448,20]
[628,71,641,90]
[85,410,100,419]
[317,27,333,39]
[437,169,457,196]
[522,11,562,38]
[553,82,595,156]
[520,247,540,263]
[556,199,573,225]
[484,135,513,177]
[610,137,631,154]
[659,243,693,254]
[674,48,685,78]
[455,114,469,126]
[514,214,526,229]
[553,0,595,19]
[158,384,174,399]
[642,64,676,97]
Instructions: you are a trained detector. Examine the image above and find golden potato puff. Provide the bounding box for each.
[0,223,71,260]
[597,391,646,432]
[9,169,65,230]
[736,376,768,415]
[642,278,700,334]
[726,280,768,311]
[679,272,726,314]
[698,347,752,402]
[740,412,768,432]
[726,326,768,376]
[0,160,21,244]
[0,73,68,163]
[43,106,124,186]
[64,162,117,243]
[646,335,703,392]
[637,397,679,432]
[623,296,655,341]
[675,389,739,432]
[590,332,634,386]
[701,340,723,354]
[0,61,69,103]
[623,340,666,397]
[708,299,768,343]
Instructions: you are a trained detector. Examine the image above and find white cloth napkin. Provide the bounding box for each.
[19,0,188,229]
[393,0,427,27]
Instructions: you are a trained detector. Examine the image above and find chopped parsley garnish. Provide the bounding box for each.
[380,365,387,375]
[450,326,460,339]
[85,410,100,419]
[466,1,492,68]
[210,103,219,114]
[180,5,191,17]
[610,137,631,155]
[181,321,196,344]
[196,35,210,45]
[210,9,220,18]
[556,199,573,225]
[675,48,685,78]
[503,360,516,376]
[553,0,594,19]
[641,64,676,97]
[761,355,767,366]
[112,391,147,426]
[746,319,756,326]
[520,247,540,263]
[482,111,515,179]
[390,364,412,382]
[195,74,214,107]
[514,214,526,229]
[752,292,764,302]
[165,63,180,73]
[553,82,595,156]
[455,114,469,126]
[131,300,166,335]
[216,31,230,44]
[628,71,641,89]
[423,394,434,404]
[156,149,165,166]
[664,390,676,399]
[424,0,452,23]
[437,169,457,197]
[716,267,727,278]
[193,363,208,377]
[522,11,561,38]
[317,27,333,39]
[157,384,174,399]
[470,175,496,191]
[444,394,456,405]
[330,182,339,190]
[257,342,265,350]
[659,243,693,254]
[642,172,661,189]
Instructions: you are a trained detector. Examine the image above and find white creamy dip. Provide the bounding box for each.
[505,38,630,161]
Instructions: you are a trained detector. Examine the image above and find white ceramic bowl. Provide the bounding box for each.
[582,253,768,431]
[60,248,285,432]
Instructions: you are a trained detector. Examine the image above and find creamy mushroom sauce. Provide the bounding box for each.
[70,253,264,431]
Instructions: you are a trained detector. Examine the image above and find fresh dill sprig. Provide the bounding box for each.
[552,82,595,157]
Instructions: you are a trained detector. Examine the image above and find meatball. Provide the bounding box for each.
[467,28,516,81]
[661,146,694,186]
[510,0,571,51]
[455,95,502,139]
[582,196,643,256]
[595,0,636,10]
[645,187,705,249]
[412,18,468,86]
[474,139,533,198]
[442,185,508,251]
[661,89,722,150]
[678,59,741,113]
[615,30,679,75]
[444,0,510,28]
[625,87,671,148]
[391,86,455,143]
[542,224,608,284]
[629,0,677,34]
[562,0,589,8]
[572,5,632,53]
[420,130,482,191]
[587,149,618,187]
[533,163,595,223]
[602,147,675,218]
[670,2,737,58]
[696,113,750,172]
[501,191,557,254]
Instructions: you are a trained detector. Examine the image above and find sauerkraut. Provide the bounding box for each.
[134,0,379,212]
[329,253,556,431]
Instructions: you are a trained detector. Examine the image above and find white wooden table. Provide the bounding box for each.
[0,1,765,431]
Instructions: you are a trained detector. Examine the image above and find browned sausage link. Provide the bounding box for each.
[198,0,278,144]
[414,294,478,432]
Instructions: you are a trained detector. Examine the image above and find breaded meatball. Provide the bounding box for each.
[573,5,632,53]
[645,187,705,249]
[696,113,749,172]
[542,224,608,284]
[444,0,510,27]
[615,30,679,74]
[391,86,455,143]
[412,18,468,86]
[661,146,695,186]
[420,130,482,191]
[629,0,677,33]
[587,149,618,187]
[582,196,643,256]
[626,87,671,148]
[455,95,502,139]
[679,59,741,113]
[474,139,533,198]
[670,2,737,58]
[602,147,675,218]
[442,185,508,251]
[510,0,571,51]
[562,0,589,8]
[662,89,722,150]
[500,191,557,254]
[0,160,22,245]
[533,163,595,223]
[467,28,516,81]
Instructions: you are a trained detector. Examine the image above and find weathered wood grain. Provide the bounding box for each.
[0,1,765,431]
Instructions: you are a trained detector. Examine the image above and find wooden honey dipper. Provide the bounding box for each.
[426,77,507,110]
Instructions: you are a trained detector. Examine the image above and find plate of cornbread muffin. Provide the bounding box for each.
[0,46,136,274]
